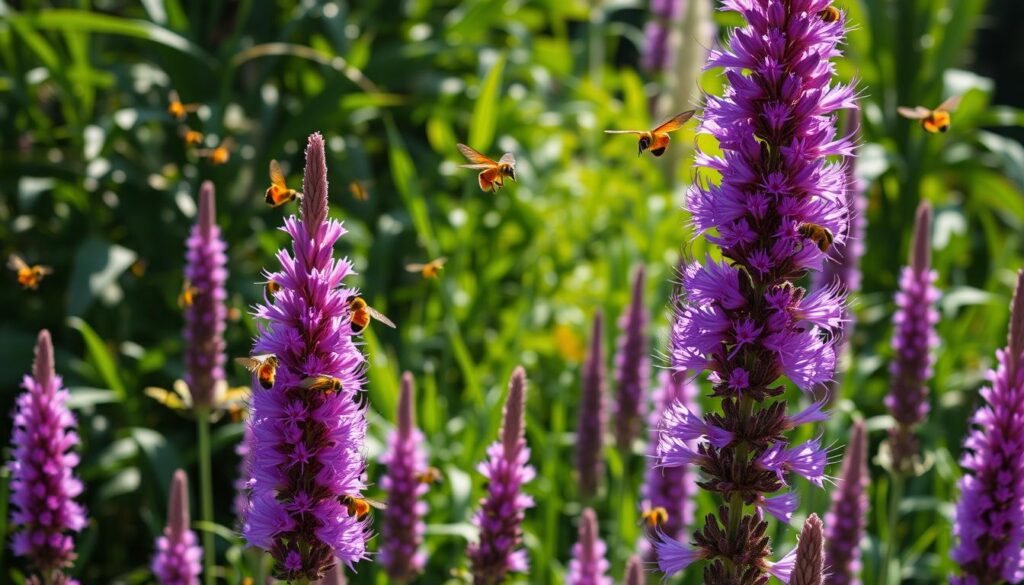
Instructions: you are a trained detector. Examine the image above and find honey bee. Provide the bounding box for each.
[797,223,835,253]
[897,95,962,134]
[235,354,279,389]
[168,90,199,121]
[818,6,841,22]
[340,494,387,518]
[604,110,696,157]
[8,254,52,290]
[349,180,370,202]
[180,127,204,147]
[640,506,669,528]
[347,295,396,334]
[457,144,517,193]
[178,279,200,308]
[197,137,235,165]
[415,467,444,486]
[265,159,302,208]
[405,257,447,279]
[130,259,148,278]
[298,375,343,396]
[265,279,282,297]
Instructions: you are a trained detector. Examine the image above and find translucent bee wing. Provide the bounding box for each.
[405,263,426,272]
[897,106,930,120]
[498,153,516,166]
[7,254,28,271]
[169,89,181,104]
[35,265,53,275]
[457,143,498,166]
[368,307,397,328]
[234,356,271,372]
[652,110,696,134]
[434,257,448,267]
[603,130,645,134]
[363,497,388,510]
[459,163,495,169]
[269,159,288,189]
[936,94,962,112]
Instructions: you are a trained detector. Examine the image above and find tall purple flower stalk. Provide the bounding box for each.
[8,330,86,580]
[886,202,939,473]
[152,470,202,585]
[577,311,606,499]
[655,1,854,580]
[824,420,868,585]
[614,266,651,451]
[184,180,228,408]
[242,133,370,579]
[624,555,644,585]
[467,367,535,585]
[567,508,611,585]
[791,514,824,585]
[952,270,1024,584]
[379,372,429,582]
[643,0,685,72]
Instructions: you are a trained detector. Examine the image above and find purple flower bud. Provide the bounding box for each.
[791,514,824,585]
[824,420,868,585]
[379,372,429,582]
[577,312,606,499]
[624,555,645,585]
[468,367,535,585]
[952,270,1024,584]
[614,266,651,451]
[567,508,611,585]
[9,330,87,573]
[152,470,203,585]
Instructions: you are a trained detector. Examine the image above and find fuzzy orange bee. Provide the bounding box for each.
[8,254,52,290]
[265,160,302,208]
[298,375,343,396]
[898,95,962,133]
[415,466,444,486]
[819,6,841,22]
[346,295,396,334]
[180,127,204,147]
[604,110,696,157]
[235,354,279,390]
[798,223,835,253]
[457,144,517,193]
[349,180,370,202]
[640,506,669,528]
[340,494,387,518]
[197,137,235,165]
[265,279,282,297]
[177,279,200,308]
[406,257,447,279]
[167,90,199,121]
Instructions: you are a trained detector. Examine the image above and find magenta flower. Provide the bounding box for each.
[379,372,429,581]
[467,367,535,585]
[614,265,651,451]
[8,330,87,577]
[241,133,370,579]
[152,470,202,585]
[567,508,611,585]
[577,311,606,499]
[952,270,1024,584]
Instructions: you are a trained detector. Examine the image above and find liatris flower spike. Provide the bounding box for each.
[643,0,684,72]
[242,133,370,580]
[467,366,535,585]
[8,330,87,579]
[379,372,429,582]
[791,514,825,585]
[657,0,854,580]
[614,265,650,451]
[567,508,612,585]
[824,420,868,585]
[952,269,1024,584]
[624,555,645,585]
[577,311,606,499]
[152,470,203,585]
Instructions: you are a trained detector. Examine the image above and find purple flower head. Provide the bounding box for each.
[624,555,645,585]
[577,311,606,499]
[824,420,868,585]
[183,180,228,408]
[468,367,535,585]
[791,514,824,585]
[614,266,651,451]
[9,330,87,573]
[242,133,370,580]
[379,372,429,582]
[152,470,203,585]
[885,202,939,472]
[567,508,611,585]
[952,270,1024,584]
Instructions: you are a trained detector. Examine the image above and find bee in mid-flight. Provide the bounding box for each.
[406,257,447,279]
[168,90,199,121]
[298,375,343,396]
[8,254,52,290]
[235,354,279,389]
[178,279,200,308]
[340,494,387,519]
[266,160,302,208]
[197,137,234,165]
[347,295,396,334]
[640,506,669,528]
[897,95,962,134]
[457,144,517,193]
[818,6,841,22]
[604,110,696,157]
[180,127,204,147]
[798,223,835,253]
[415,467,444,486]
[349,181,370,202]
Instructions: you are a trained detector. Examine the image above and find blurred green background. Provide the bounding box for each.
[1,0,1023,583]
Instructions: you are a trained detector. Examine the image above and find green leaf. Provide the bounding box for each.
[468,53,506,152]
[67,236,137,317]
[130,427,182,501]
[67,317,127,403]
[66,387,120,410]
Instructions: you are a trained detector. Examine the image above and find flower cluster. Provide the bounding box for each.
[824,420,869,585]
[567,508,611,585]
[576,311,606,499]
[152,470,202,585]
[614,266,650,451]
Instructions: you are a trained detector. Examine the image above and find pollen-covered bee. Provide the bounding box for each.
[818,6,841,22]
[457,144,517,193]
[265,279,282,297]
[197,137,234,165]
[180,127,204,147]
[415,467,444,486]
[168,90,199,121]
[349,180,370,202]
[8,254,52,290]
[340,494,387,519]
[405,257,447,279]
[298,375,343,396]
[265,159,302,208]
[346,295,396,334]
[604,110,696,157]
[235,354,279,389]
[798,223,835,253]
[897,95,962,134]
[178,279,200,308]
[640,506,669,528]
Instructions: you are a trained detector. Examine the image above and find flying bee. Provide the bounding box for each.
[197,137,235,165]
[340,494,387,519]
[7,254,52,290]
[298,375,343,396]
[415,467,444,486]
[265,279,282,297]
[405,257,447,279]
[346,295,397,334]
[265,159,303,208]
[639,506,669,528]
[457,143,517,193]
[235,354,279,389]
[178,279,200,308]
[349,180,370,202]
[180,127,204,147]
[604,110,696,157]
[167,90,199,121]
[797,223,835,253]
[897,95,962,134]
[818,6,841,22]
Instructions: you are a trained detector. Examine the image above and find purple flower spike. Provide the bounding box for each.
[614,266,651,451]
[577,311,606,499]
[886,202,939,472]
[183,180,228,408]
[242,133,370,580]
[643,0,685,72]
[379,372,429,582]
[152,470,203,585]
[468,367,535,585]
[567,508,611,585]
[9,330,87,575]
[624,555,645,585]
[824,420,868,585]
[952,270,1024,584]
[791,514,824,585]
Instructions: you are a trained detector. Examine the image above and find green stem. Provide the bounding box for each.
[196,408,215,585]
[882,472,904,585]
[726,397,753,578]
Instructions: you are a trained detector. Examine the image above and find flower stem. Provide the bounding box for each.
[196,408,215,585]
[882,472,904,585]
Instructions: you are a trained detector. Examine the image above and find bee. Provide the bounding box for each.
[235,354,279,389]
[405,257,447,279]
[347,295,396,334]
[340,494,387,519]
[415,466,444,485]
[640,506,669,528]
[180,127,204,147]
[130,259,148,278]
[457,144,517,193]
[265,279,282,297]
[197,137,235,165]
[8,254,52,290]
[168,90,199,121]
[298,375,343,396]
[897,95,962,134]
[604,110,696,157]
[818,6,841,22]
[265,159,302,208]
[797,223,835,253]
[178,279,200,308]
[349,180,370,202]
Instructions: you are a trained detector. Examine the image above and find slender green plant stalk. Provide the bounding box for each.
[196,408,215,585]
[882,472,904,585]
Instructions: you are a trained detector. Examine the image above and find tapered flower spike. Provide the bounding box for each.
[379,372,429,582]
[567,508,612,585]
[643,0,685,72]
[624,555,645,585]
[467,367,535,585]
[577,311,606,499]
[614,265,651,451]
[824,420,868,585]
[791,514,825,585]
[8,330,87,578]
[952,270,1024,584]
[152,470,203,585]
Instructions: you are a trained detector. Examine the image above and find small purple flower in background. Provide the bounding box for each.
[9,330,87,580]
[577,311,606,499]
[614,266,650,451]
[624,555,645,585]
[234,424,252,521]
[467,366,535,585]
[242,133,370,579]
[379,372,429,582]
[567,508,611,585]
[152,470,203,585]
[643,0,685,73]
[886,202,939,473]
[791,514,825,585]
[952,270,1024,584]
[824,420,868,585]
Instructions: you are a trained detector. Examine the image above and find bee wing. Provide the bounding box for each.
[234,357,263,373]
[364,497,388,510]
[434,257,448,267]
[405,263,426,272]
[35,265,53,275]
[498,153,516,167]
[368,307,397,328]
[457,143,498,166]
[897,106,930,120]
[145,386,189,411]
[603,130,645,135]
[652,110,696,134]
[8,254,28,271]
[221,136,236,151]
[936,94,962,112]
[459,164,495,169]
[169,89,181,104]
[269,159,288,189]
